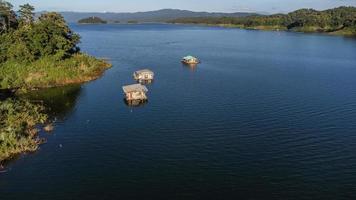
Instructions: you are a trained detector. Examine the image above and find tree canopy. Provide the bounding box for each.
[18,3,35,26]
[0,0,17,33]
[0,1,80,63]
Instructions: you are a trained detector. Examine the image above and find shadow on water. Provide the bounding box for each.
[19,85,82,120]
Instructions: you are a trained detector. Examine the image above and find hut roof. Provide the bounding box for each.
[122,84,148,93]
[135,69,154,74]
[183,56,197,60]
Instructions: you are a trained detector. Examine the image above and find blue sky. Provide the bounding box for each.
[11,0,356,13]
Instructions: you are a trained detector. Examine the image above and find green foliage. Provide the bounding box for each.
[78,16,107,24]
[0,2,111,163]
[18,3,34,26]
[0,2,80,62]
[0,53,111,89]
[0,99,47,162]
[0,2,111,90]
[169,6,356,36]
[32,12,80,59]
[0,0,17,33]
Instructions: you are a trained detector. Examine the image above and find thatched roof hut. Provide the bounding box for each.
[122,84,148,102]
[182,56,200,65]
[133,69,154,82]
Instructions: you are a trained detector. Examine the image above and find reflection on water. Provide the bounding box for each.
[20,85,82,120]
[0,85,81,168]
[182,63,198,71]
[136,80,154,85]
[123,99,148,107]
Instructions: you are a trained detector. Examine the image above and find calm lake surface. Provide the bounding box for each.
[1,24,356,199]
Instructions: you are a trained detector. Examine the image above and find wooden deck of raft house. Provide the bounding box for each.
[133,69,154,83]
[122,84,148,102]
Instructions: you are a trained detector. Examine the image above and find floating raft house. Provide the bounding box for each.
[182,55,200,65]
[133,69,154,82]
[122,84,148,102]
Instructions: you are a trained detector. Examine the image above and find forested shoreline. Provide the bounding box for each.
[0,99,48,163]
[0,1,111,90]
[0,1,110,163]
[169,7,356,36]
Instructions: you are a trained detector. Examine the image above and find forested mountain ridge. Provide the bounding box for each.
[169,7,356,36]
[57,9,257,23]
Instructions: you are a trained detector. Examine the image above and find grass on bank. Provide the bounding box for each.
[0,99,47,162]
[0,53,111,90]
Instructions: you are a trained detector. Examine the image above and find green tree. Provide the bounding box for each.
[32,12,80,59]
[1,6,82,62]
[18,3,35,26]
[0,0,17,33]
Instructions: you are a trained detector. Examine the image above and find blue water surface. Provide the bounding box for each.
[1,24,356,200]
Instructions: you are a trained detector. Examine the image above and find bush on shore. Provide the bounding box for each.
[0,53,111,89]
[0,99,47,162]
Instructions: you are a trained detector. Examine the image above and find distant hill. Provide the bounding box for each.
[57,9,257,23]
[78,16,107,24]
[169,6,356,36]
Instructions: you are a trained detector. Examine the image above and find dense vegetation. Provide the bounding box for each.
[0,54,110,89]
[0,1,111,90]
[0,99,47,162]
[169,7,356,36]
[78,16,107,24]
[0,1,110,163]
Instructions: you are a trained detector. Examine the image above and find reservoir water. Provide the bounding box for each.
[1,24,356,199]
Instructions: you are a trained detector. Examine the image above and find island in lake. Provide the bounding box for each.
[78,16,108,24]
[127,20,139,24]
[0,2,110,163]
